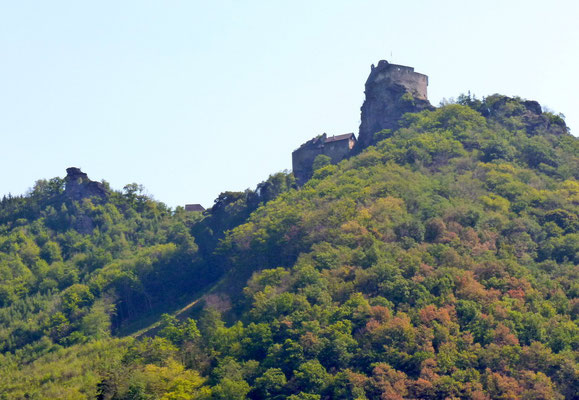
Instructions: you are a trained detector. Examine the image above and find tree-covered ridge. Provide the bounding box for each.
[207,97,577,399]
[0,180,202,351]
[1,95,577,399]
[0,169,294,354]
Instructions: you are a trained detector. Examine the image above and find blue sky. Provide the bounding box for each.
[1,1,578,208]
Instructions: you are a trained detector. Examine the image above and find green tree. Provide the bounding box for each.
[292,360,330,395]
[313,154,332,171]
[254,368,287,399]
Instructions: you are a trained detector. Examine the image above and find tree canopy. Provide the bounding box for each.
[0,95,577,399]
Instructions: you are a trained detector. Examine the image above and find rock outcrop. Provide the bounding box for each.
[358,60,433,147]
[63,168,108,234]
[480,96,568,137]
[64,167,107,201]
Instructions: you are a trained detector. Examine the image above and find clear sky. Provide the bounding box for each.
[1,1,578,208]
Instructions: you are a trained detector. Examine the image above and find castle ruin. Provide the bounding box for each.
[358,60,432,147]
[292,133,356,185]
[292,60,432,185]
[185,204,205,212]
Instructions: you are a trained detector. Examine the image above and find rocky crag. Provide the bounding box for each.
[64,167,107,201]
[64,167,108,233]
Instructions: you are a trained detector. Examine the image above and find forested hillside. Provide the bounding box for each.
[1,94,577,399]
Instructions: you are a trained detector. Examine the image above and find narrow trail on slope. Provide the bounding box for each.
[129,282,220,339]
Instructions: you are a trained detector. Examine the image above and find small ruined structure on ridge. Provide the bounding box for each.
[185,204,205,212]
[292,60,432,185]
[291,133,356,186]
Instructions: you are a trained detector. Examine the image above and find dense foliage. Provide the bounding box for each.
[1,94,577,399]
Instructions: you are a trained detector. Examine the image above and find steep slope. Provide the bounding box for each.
[194,96,577,399]
[0,168,294,350]
[1,95,578,399]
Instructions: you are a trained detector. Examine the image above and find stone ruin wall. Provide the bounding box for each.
[292,134,356,185]
[367,61,428,101]
[358,60,432,147]
[322,139,355,164]
[292,141,323,185]
[384,66,427,100]
[292,60,432,183]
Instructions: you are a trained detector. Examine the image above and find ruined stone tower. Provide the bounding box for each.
[291,60,433,186]
[358,60,432,147]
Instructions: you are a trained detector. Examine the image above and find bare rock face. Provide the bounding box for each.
[358,60,434,147]
[63,168,108,234]
[64,167,107,201]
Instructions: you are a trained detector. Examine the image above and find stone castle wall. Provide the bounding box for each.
[292,134,356,185]
[369,62,428,100]
[323,137,356,164]
[292,142,322,185]
[292,59,432,184]
[358,60,432,147]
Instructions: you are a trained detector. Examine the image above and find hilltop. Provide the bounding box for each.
[0,62,577,399]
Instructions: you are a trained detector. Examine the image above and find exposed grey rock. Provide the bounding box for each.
[358,60,433,147]
[64,167,107,202]
[63,167,108,234]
